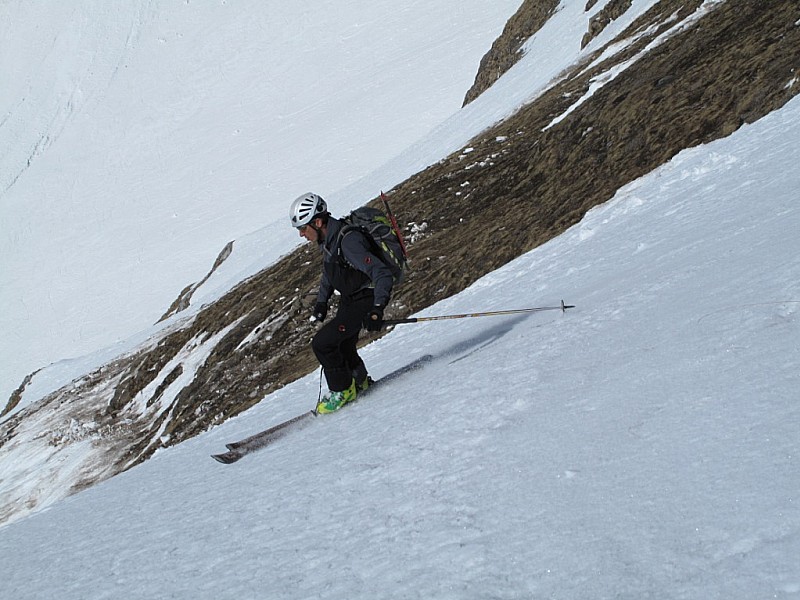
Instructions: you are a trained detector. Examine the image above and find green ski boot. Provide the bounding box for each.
[356,376,375,395]
[316,379,357,414]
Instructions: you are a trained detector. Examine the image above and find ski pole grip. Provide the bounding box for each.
[383,317,419,326]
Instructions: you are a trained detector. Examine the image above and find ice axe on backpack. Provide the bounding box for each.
[382,300,575,326]
[380,191,409,261]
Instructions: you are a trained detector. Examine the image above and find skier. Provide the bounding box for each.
[290,192,394,413]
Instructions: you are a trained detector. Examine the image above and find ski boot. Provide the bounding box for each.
[316,379,357,414]
[352,363,373,395]
[356,375,375,394]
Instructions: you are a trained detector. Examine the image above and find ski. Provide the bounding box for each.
[212,410,315,464]
[211,354,434,464]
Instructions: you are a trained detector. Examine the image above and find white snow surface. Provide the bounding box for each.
[0,0,523,404]
[0,0,681,419]
[1,89,799,600]
[2,1,799,597]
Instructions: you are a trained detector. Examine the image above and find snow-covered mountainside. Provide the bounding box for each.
[1,86,798,600]
[1,0,524,522]
[1,0,798,572]
[0,0,523,405]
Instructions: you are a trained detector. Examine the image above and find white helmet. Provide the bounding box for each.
[289,192,327,228]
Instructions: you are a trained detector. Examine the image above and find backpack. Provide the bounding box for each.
[338,206,407,284]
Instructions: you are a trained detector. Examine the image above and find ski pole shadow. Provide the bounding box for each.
[375,353,436,385]
[377,311,546,377]
[436,313,530,365]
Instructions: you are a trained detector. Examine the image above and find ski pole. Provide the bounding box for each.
[383,300,575,326]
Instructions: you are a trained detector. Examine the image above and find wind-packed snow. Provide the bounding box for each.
[2,0,799,597]
[1,93,798,599]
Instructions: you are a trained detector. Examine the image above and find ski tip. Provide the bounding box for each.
[211,452,240,465]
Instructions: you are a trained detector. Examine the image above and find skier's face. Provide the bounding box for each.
[297,218,322,242]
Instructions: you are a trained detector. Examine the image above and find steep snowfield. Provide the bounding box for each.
[1,0,718,421]
[2,0,799,596]
[1,92,798,600]
[0,0,523,403]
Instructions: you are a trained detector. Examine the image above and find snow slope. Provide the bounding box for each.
[0,90,798,600]
[1,0,707,418]
[2,0,799,596]
[0,0,523,403]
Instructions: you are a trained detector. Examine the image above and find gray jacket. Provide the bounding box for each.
[317,217,394,307]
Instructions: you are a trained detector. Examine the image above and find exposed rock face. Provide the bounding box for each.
[582,0,633,48]
[463,0,559,106]
[159,240,235,322]
[2,0,799,523]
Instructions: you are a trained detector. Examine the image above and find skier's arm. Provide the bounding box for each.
[340,232,393,307]
[316,269,333,306]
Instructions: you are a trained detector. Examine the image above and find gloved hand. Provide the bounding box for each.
[310,302,328,322]
[364,305,384,332]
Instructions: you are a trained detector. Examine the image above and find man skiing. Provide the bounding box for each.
[290,192,394,414]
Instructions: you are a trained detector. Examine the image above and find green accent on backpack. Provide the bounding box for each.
[339,206,407,284]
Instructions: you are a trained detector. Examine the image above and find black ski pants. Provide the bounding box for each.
[311,292,372,392]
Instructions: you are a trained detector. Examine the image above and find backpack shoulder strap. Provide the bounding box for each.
[337,222,388,268]
[334,223,365,260]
